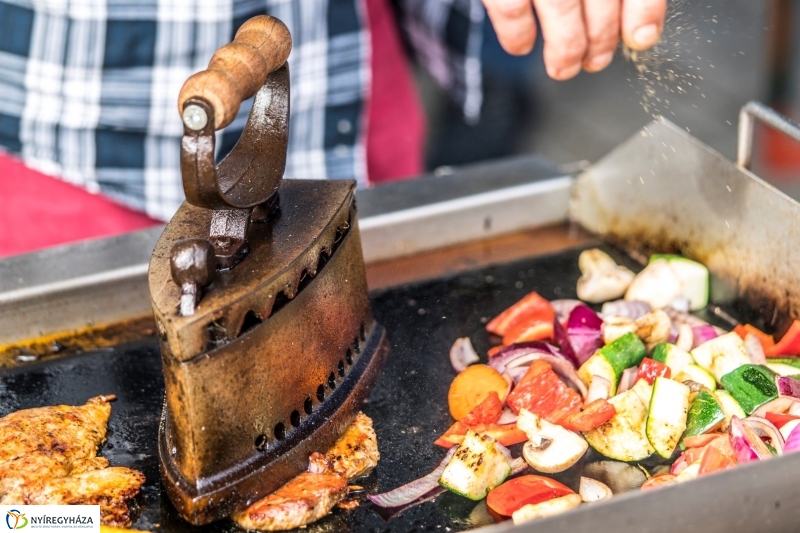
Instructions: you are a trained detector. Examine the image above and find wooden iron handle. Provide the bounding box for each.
[178,16,292,130]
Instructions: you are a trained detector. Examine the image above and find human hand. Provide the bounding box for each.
[482,0,667,80]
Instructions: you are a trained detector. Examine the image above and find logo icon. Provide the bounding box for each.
[6,511,27,530]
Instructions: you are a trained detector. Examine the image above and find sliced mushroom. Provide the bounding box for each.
[576,249,635,304]
[625,259,683,309]
[518,409,588,473]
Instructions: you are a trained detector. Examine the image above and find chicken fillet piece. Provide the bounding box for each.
[233,412,379,531]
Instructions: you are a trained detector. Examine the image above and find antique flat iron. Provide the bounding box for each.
[147,16,390,525]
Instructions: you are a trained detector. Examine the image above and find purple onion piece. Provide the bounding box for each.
[490,342,573,373]
[553,319,579,366]
[743,416,784,454]
[552,299,583,326]
[368,447,457,508]
[692,325,719,348]
[449,337,480,373]
[497,408,519,425]
[777,375,800,400]
[744,333,767,365]
[617,367,639,394]
[664,307,709,328]
[566,305,604,365]
[510,457,529,475]
[600,299,651,320]
[729,416,772,463]
[586,375,612,403]
[506,366,528,385]
[668,322,679,343]
[487,343,587,398]
[785,424,800,454]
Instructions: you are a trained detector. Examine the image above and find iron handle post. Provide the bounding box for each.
[737,101,800,170]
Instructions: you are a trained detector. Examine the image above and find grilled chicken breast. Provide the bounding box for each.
[233,412,379,531]
[0,396,145,527]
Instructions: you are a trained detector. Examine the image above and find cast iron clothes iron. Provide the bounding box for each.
[147,16,390,526]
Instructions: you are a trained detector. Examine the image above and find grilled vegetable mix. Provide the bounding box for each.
[369,249,800,525]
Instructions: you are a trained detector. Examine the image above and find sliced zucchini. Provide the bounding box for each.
[439,429,511,500]
[583,389,654,462]
[719,364,778,416]
[652,342,695,376]
[646,377,691,458]
[691,332,750,383]
[768,358,800,370]
[578,332,646,395]
[684,390,725,439]
[578,354,618,395]
[673,364,716,392]
[630,378,653,407]
[714,390,746,430]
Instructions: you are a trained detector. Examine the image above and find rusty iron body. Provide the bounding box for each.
[148,25,388,525]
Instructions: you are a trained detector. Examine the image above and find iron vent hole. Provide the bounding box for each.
[290,410,301,427]
[359,323,366,342]
[274,422,286,440]
[304,396,313,415]
[296,269,314,293]
[327,372,337,390]
[338,360,345,377]
[345,349,353,365]
[317,385,325,402]
[204,319,229,351]
[352,337,361,355]
[239,310,263,336]
[270,290,291,317]
[255,434,268,451]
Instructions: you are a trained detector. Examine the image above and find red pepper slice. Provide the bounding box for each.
[501,320,554,346]
[461,391,503,426]
[486,475,574,517]
[433,421,527,448]
[641,474,678,491]
[767,320,800,357]
[505,360,582,422]
[698,436,737,476]
[734,324,775,351]
[764,412,800,429]
[636,357,671,385]
[486,292,555,337]
[559,399,616,432]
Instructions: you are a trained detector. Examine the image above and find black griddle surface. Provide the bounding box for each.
[0,244,739,532]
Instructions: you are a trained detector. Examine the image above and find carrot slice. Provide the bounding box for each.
[447,364,509,420]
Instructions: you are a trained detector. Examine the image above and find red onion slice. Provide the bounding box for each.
[744,333,767,365]
[497,408,519,426]
[743,416,784,454]
[586,375,612,403]
[450,337,480,373]
[777,375,800,401]
[692,325,719,348]
[752,397,796,417]
[552,299,583,326]
[600,299,651,320]
[617,367,639,394]
[676,324,694,352]
[488,343,587,398]
[368,447,457,508]
[510,457,529,475]
[784,423,800,454]
[566,305,605,365]
[730,416,772,463]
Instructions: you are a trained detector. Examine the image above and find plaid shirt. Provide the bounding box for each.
[0,0,483,221]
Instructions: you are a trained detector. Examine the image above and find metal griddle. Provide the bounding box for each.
[5,103,800,533]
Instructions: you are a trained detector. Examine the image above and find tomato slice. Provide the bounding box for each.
[765,412,800,429]
[560,399,616,432]
[698,437,737,476]
[486,475,574,517]
[505,360,582,422]
[433,421,527,448]
[683,433,724,448]
[462,392,503,426]
[636,357,671,385]
[486,292,555,337]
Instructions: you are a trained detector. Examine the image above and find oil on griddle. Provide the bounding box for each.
[0,243,743,532]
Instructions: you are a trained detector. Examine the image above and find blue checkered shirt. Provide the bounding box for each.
[0,0,483,220]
